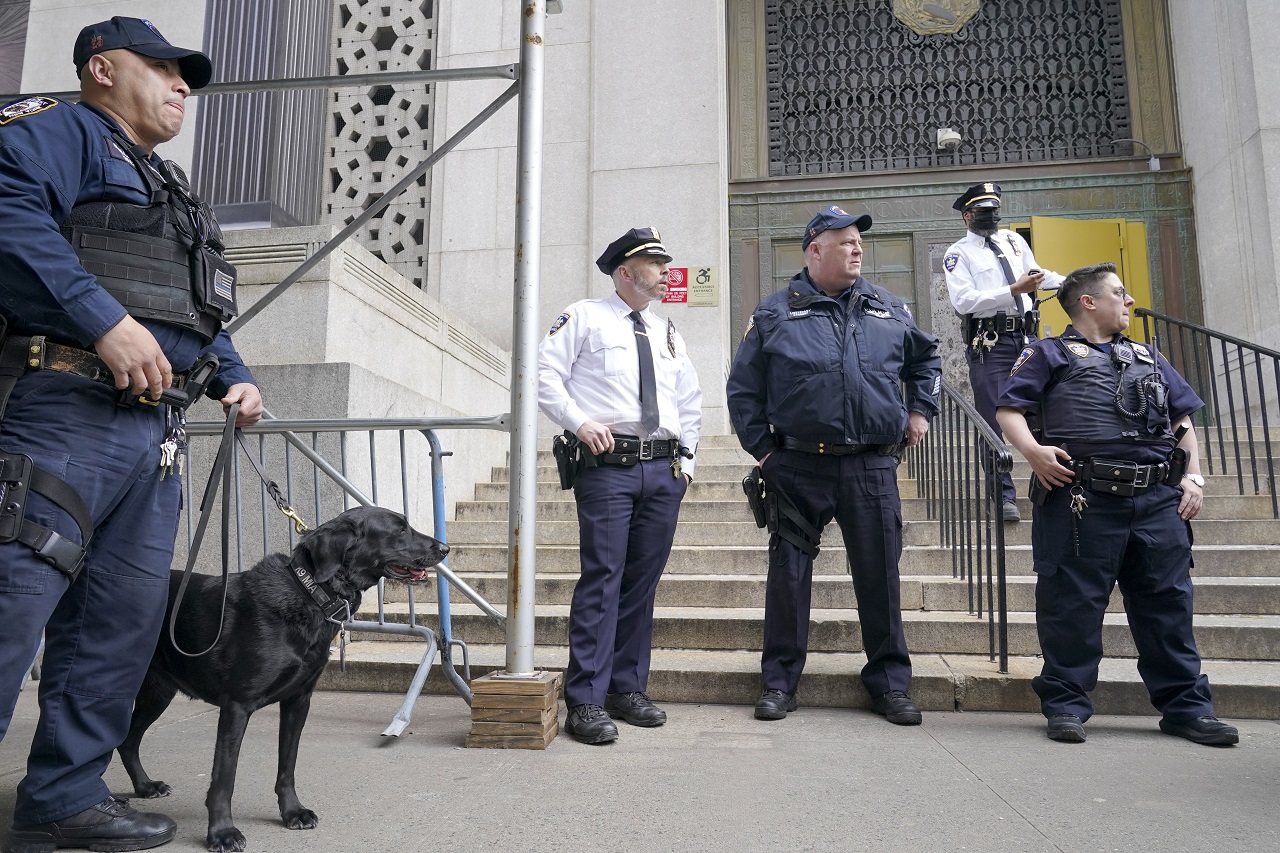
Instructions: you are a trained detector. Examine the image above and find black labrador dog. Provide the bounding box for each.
[118,506,448,852]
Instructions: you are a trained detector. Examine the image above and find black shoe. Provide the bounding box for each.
[565,703,619,744]
[1046,713,1087,743]
[604,691,667,727]
[1002,500,1021,522]
[8,796,176,852]
[1159,715,1239,746]
[754,689,798,721]
[872,690,922,725]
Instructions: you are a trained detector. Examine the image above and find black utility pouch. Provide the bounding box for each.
[1028,473,1050,507]
[0,452,34,543]
[192,246,239,321]
[1164,447,1189,485]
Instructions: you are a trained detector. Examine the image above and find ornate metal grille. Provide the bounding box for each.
[765,0,1132,176]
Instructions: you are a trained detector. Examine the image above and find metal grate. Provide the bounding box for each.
[765,0,1132,176]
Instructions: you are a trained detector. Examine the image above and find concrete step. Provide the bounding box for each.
[443,517,1280,548]
[383,571,1280,616]
[348,602,1280,661]
[455,493,1278,522]
[317,642,1280,721]
[439,543,1280,578]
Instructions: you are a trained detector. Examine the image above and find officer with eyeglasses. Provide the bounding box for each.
[996,261,1238,747]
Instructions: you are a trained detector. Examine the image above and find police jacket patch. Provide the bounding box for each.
[1011,346,1035,374]
[0,97,58,126]
[548,312,570,336]
[944,253,959,272]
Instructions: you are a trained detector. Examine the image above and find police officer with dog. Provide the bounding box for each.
[538,227,702,744]
[944,182,1063,522]
[726,206,941,726]
[0,17,263,851]
[996,262,1237,746]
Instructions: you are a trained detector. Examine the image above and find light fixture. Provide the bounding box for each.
[1112,138,1159,171]
[936,127,961,150]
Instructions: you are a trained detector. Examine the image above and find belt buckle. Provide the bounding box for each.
[1132,466,1152,488]
[638,441,655,462]
[1003,317,1017,333]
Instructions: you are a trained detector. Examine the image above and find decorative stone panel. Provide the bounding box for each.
[327,0,439,289]
[764,0,1133,176]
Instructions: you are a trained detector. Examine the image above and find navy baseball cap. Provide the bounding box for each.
[953,182,1002,212]
[801,205,872,251]
[74,17,213,90]
[596,227,672,275]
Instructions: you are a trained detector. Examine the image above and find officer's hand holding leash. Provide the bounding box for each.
[222,382,264,426]
[95,315,172,400]
[575,419,615,455]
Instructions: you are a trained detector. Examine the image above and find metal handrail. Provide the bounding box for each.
[181,412,509,734]
[1136,309,1279,518]
[906,380,1012,672]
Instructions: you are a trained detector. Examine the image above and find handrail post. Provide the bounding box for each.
[503,0,547,679]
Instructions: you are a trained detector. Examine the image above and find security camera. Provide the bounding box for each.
[936,128,961,150]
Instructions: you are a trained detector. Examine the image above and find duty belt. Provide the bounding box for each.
[598,434,680,465]
[780,436,874,456]
[966,313,1025,336]
[1067,457,1172,496]
[1,334,189,406]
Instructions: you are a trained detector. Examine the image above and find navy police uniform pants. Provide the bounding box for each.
[1031,481,1214,722]
[966,331,1022,504]
[0,372,180,824]
[759,449,911,697]
[565,459,686,708]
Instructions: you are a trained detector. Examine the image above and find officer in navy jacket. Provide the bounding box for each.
[996,261,1237,747]
[0,17,262,850]
[726,206,940,726]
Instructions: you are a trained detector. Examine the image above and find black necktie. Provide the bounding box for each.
[629,311,660,435]
[985,236,1027,318]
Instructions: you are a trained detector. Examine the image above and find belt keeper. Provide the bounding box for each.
[26,336,46,371]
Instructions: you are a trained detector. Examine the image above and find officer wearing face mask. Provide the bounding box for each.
[943,182,1063,522]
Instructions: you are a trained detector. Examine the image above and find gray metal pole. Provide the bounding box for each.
[504,0,548,678]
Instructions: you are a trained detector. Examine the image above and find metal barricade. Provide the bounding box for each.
[181,413,507,735]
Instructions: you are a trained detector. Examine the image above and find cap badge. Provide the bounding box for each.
[983,182,994,193]
[832,206,847,215]
[90,35,104,49]
[141,19,168,42]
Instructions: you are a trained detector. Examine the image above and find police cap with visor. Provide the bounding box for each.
[801,205,872,251]
[596,227,672,275]
[953,182,1003,212]
[73,16,213,90]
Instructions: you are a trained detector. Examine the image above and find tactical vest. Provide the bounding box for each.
[1041,337,1174,447]
[58,133,237,343]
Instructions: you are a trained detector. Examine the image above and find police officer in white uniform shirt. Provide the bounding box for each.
[538,227,702,745]
[943,182,1063,522]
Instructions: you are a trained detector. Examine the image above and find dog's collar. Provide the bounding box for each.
[287,552,351,623]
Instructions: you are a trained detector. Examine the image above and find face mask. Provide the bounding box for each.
[970,208,1000,231]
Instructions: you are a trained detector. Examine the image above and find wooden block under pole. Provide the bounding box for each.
[465,671,563,750]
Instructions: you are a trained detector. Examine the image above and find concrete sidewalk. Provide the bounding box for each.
[2,687,1278,853]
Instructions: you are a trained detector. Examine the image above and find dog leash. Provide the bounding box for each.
[168,403,239,657]
[167,408,318,657]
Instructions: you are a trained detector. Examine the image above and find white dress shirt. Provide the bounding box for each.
[538,292,703,478]
[943,229,1064,317]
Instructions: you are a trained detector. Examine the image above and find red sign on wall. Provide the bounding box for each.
[662,267,689,303]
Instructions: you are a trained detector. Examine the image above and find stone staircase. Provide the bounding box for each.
[321,434,1280,719]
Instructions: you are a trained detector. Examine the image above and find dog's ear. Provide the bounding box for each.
[295,516,359,584]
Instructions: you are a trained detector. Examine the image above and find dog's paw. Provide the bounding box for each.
[206,827,247,852]
[283,808,319,830]
[135,780,172,798]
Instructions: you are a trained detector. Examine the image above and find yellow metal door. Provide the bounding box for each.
[1026,216,1151,339]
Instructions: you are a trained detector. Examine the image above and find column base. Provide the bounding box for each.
[464,670,563,749]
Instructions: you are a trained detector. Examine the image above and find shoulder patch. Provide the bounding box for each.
[547,312,570,337]
[0,97,58,126]
[743,316,755,339]
[944,253,959,272]
[1066,342,1090,358]
[1011,346,1036,374]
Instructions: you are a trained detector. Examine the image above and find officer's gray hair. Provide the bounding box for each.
[1058,262,1117,319]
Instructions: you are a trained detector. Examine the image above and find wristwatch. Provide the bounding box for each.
[1183,473,1205,487]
